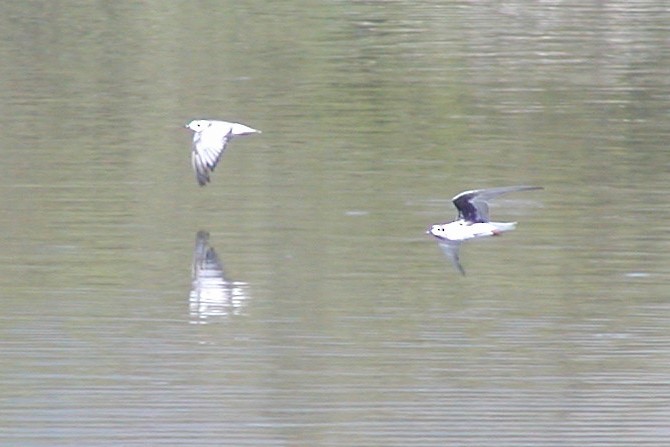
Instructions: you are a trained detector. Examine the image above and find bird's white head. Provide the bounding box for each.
[427,224,448,240]
[185,120,211,132]
[427,222,467,241]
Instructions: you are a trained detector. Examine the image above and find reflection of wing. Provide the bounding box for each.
[192,230,225,280]
[437,240,466,276]
[191,128,231,186]
[190,231,249,321]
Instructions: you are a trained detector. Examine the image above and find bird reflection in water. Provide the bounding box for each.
[190,230,250,323]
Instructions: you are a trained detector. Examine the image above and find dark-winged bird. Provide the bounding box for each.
[427,186,543,275]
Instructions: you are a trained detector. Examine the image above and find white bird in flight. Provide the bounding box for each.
[185,119,260,186]
[427,186,543,275]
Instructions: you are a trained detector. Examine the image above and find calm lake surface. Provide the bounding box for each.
[2,1,670,446]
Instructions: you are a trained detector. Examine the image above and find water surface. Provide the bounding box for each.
[1,1,670,446]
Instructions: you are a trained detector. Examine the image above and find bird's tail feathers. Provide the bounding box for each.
[489,222,517,233]
[230,123,260,136]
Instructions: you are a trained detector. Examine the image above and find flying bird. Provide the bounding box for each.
[427,186,543,275]
[185,119,260,186]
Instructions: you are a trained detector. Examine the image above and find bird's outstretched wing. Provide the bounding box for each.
[452,186,543,223]
[437,240,466,275]
[191,127,232,186]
